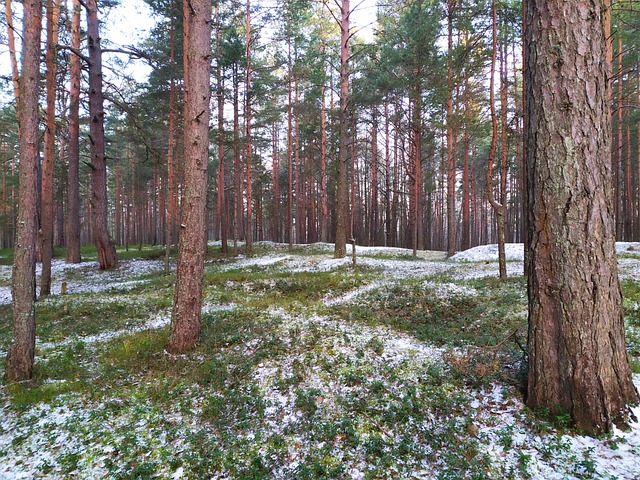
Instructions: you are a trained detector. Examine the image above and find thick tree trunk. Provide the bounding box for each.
[87,0,117,269]
[525,0,639,435]
[5,0,42,383]
[168,0,212,353]
[334,0,350,258]
[40,0,60,297]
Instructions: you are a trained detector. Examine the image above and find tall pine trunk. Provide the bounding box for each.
[245,0,253,253]
[66,0,81,264]
[446,0,456,256]
[87,0,116,269]
[216,5,227,253]
[165,16,178,271]
[168,0,212,353]
[525,0,639,435]
[334,0,350,258]
[40,0,60,296]
[487,0,506,279]
[5,0,42,383]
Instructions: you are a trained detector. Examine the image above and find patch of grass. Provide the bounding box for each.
[361,252,424,261]
[116,244,171,261]
[35,295,168,344]
[0,304,12,344]
[203,266,374,308]
[34,341,90,382]
[97,329,169,378]
[620,280,640,366]
[330,277,527,387]
[335,277,526,349]
[0,247,16,265]
[6,379,87,411]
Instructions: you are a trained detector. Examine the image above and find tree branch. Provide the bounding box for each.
[57,44,90,63]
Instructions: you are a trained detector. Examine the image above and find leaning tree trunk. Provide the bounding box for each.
[525,0,639,435]
[86,0,117,269]
[5,0,42,383]
[167,0,212,353]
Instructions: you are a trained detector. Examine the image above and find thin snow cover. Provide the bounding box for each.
[475,377,640,480]
[214,254,294,271]
[450,243,525,262]
[0,285,11,304]
[323,281,385,305]
[1,244,640,478]
[617,242,640,254]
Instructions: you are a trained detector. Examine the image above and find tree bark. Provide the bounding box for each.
[40,0,60,297]
[334,0,350,258]
[446,0,456,256]
[487,0,507,279]
[245,0,253,253]
[525,0,639,435]
[168,0,212,353]
[233,64,242,251]
[166,16,178,271]
[216,5,227,254]
[370,108,379,245]
[461,75,470,252]
[320,76,329,243]
[271,123,280,242]
[615,35,623,240]
[5,0,42,383]
[86,0,117,269]
[66,0,81,263]
[4,0,20,110]
[287,41,294,250]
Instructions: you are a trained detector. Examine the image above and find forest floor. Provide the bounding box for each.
[0,241,639,479]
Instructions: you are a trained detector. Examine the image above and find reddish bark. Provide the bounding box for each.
[245,0,253,253]
[525,0,639,434]
[168,0,212,353]
[40,0,60,296]
[87,0,117,269]
[334,0,350,258]
[446,0,456,256]
[216,5,227,253]
[5,0,42,383]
